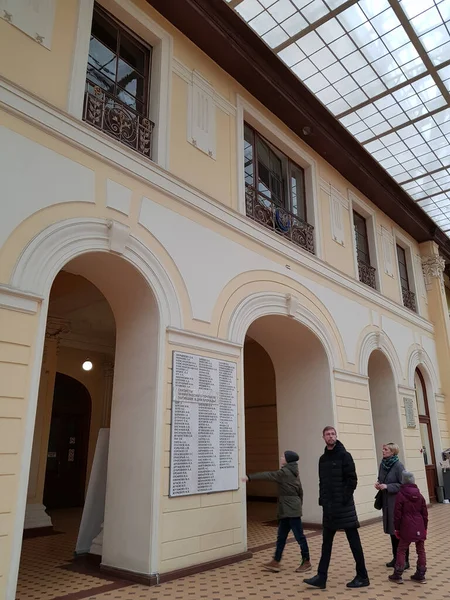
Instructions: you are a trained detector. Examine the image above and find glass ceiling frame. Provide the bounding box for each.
[226,0,450,236]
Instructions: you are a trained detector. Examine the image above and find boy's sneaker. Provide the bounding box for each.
[262,559,280,573]
[410,572,426,584]
[295,559,312,573]
[389,573,403,584]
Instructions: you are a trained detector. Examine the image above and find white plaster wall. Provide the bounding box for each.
[0,127,95,247]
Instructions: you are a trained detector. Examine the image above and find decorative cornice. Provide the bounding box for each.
[333,369,369,385]
[0,285,41,314]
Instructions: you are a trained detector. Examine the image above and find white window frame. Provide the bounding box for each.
[393,228,421,315]
[236,95,323,259]
[349,191,382,293]
[67,0,172,170]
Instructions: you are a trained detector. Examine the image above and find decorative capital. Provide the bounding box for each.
[422,255,445,283]
[45,316,70,339]
[3,10,12,22]
[102,361,115,377]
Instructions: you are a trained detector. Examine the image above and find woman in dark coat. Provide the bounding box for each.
[374,442,409,568]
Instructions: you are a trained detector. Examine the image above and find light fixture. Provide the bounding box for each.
[82,360,93,371]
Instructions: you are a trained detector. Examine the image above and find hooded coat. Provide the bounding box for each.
[393,483,428,543]
[248,462,303,519]
[319,440,359,530]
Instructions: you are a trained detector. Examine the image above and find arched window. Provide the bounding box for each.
[414,369,437,502]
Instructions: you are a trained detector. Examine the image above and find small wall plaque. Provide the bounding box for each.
[404,397,416,428]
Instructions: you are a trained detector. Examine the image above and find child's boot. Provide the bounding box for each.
[389,566,404,584]
[410,568,426,583]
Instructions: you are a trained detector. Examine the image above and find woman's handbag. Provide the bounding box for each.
[374,490,383,510]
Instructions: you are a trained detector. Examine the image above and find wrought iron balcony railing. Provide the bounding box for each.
[402,287,417,312]
[357,259,376,289]
[83,85,155,159]
[245,185,315,254]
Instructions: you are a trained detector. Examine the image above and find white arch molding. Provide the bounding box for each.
[227,291,344,369]
[406,346,440,392]
[358,330,403,384]
[11,217,183,328]
[7,217,183,600]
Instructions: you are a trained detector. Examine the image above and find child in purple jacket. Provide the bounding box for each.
[389,471,428,584]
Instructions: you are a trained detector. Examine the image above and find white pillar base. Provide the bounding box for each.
[23,503,53,530]
[90,522,104,556]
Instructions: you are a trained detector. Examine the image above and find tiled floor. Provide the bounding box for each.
[16,503,450,600]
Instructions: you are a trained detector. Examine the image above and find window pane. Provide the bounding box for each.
[290,163,306,220]
[91,9,117,54]
[396,244,410,289]
[353,211,370,264]
[419,422,434,465]
[88,37,117,89]
[119,33,147,74]
[244,125,254,186]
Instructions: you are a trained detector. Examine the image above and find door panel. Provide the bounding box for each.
[43,373,91,509]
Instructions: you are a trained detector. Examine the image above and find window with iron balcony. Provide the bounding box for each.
[397,244,417,312]
[83,4,154,158]
[243,123,314,254]
[353,211,376,290]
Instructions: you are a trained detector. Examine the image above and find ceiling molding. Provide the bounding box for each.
[146,0,450,262]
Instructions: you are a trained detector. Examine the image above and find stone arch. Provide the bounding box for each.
[406,345,440,393]
[225,288,345,370]
[358,328,403,385]
[10,217,183,329]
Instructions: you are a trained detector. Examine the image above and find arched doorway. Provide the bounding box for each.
[367,350,404,462]
[16,250,161,598]
[244,314,334,534]
[44,373,92,509]
[414,368,438,502]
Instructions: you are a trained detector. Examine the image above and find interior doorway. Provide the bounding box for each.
[243,314,334,546]
[44,373,92,510]
[367,350,404,463]
[414,368,438,502]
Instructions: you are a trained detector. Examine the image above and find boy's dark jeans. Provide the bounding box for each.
[274,517,310,562]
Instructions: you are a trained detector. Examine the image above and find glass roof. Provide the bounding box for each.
[226,0,450,236]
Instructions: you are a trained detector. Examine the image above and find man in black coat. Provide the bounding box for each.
[304,426,370,589]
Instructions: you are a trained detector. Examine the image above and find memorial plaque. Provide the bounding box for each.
[404,397,416,428]
[169,351,238,497]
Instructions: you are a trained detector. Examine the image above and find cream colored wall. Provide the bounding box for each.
[0,305,40,599]
[0,0,78,110]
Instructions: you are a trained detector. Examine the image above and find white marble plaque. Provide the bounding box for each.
[0,0,56,49]
[404,397,416,428]
[169,351,238,497]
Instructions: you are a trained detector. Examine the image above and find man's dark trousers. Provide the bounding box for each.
[317,526,367,581]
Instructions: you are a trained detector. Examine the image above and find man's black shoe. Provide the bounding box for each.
[386,559,395,568]
[303,575,326,589]
[346,576,370,588]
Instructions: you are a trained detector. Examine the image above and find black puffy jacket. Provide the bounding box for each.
[319,440,359,530]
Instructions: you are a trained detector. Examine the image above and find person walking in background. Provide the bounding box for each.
[304,426,369,590]
[242,450,311,573]
[374,442,409,569]
[389,471,428,585]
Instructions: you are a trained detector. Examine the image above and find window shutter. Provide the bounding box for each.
[330,191,345,246]
[188,71,216,159]
[381,226,394,277]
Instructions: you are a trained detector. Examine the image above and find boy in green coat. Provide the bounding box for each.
[243,450,311,573]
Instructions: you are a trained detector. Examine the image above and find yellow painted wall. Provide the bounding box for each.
[0,0,78,110]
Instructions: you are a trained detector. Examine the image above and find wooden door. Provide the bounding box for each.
[43,373,91,509]
[415,369,438,502]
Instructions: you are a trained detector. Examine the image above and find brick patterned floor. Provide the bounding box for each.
[16,503,450,600]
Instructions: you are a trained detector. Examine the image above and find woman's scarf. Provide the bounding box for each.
[381,454,399,471]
